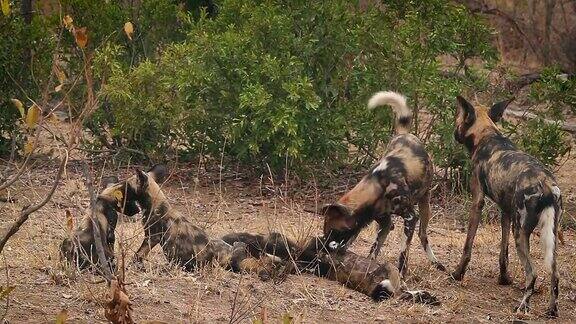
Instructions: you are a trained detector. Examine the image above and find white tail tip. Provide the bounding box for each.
[367,91,409,115]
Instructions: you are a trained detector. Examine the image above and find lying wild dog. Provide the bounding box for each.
[452,96,562,317]
[321,91,444,276]
[60,175,141,270]
[126,166,279,277]
[223,232,439,305]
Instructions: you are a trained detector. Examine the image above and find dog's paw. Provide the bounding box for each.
[498,274,513,286]
[434,262,447,272]
[132,259,146,272]
[399,290,441,306]
[515,302,530,315]
[450,270,464,281]
[545,306,558,318]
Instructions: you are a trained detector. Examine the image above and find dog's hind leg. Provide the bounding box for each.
[498,212,513,285]
[514,225,537,314]
[398,209,418,277]
[368,215,392,260]
[417,191,445,271]
[452,176,485,280]
[544,197,561,318]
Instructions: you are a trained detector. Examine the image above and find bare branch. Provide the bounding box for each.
[505,109,576,133]
[0,151,68,254]
[82,162,114,282]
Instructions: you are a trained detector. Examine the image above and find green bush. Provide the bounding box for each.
[0,0,187,156]
[502,117,570,169]
[529,67,576,116]
[498,67,573,169]
[0,2,55,155]
[101,0,496,173]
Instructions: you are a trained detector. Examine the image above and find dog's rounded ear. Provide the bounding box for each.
[456,96,476,125]
[147,164,168,184]
[101,176,119,189]
[489,97,514,123]
[135,169,149,190]
[321,203,354,234]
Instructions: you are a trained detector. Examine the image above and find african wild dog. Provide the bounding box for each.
[452,96,562,317]
[126,166,279,277]
[321,91,444,276]
[223,232,439,305]
[60,175,141,270]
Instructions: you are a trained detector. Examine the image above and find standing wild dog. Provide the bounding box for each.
[127,166,278,276]
[321,91,444,276]
[60,176,141,270]
[452,96,562,317]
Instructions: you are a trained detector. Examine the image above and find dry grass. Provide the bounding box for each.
[0,159,575,323]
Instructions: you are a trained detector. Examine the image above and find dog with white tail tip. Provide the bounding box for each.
[452,95,562,317]
[321,91,445,277]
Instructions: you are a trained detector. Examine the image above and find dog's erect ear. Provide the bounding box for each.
[101,176,119,189]
[489,97,514,123]
[456,96,476,125]
[135,169,149,190]
[147,164,168,184]
[321,203,355,234]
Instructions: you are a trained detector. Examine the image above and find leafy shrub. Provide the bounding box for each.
[530,67,576,116]
[0,2,55,155]
[0,0,186,156]
[498,67,573,169]
[101,0,496,173]
[502,117,570,169]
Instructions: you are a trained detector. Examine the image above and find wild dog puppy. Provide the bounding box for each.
[322,91,444,276]
[221,232,318,275]
[224,232,439,304]
[128,167,277,277]
[221,232,301,261]
[310,238,439,304]
[452,96,562,317]
[60,176,141,270]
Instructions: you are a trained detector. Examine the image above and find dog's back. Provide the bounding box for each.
[453,96,562,316]
[473,133,558,213]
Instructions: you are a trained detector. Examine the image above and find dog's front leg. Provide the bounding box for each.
[398,209,418,277]
[452,175,485,280]
[133,232,161,270]
[368,214,392,260]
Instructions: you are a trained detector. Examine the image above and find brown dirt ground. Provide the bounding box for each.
[0,155,575,324]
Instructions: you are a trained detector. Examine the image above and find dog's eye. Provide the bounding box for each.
[392,197,402,204]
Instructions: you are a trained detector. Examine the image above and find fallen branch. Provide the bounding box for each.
[0,152,68,254]
[504,109,576,133]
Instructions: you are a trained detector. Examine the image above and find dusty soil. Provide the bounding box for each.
[0,156,575,324]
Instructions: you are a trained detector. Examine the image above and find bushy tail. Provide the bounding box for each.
[368,91,411,135]
[539,205,557,272]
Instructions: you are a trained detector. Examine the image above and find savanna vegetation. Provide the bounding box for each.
[0,0,574,322]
